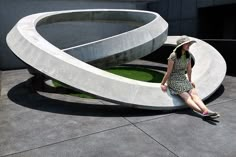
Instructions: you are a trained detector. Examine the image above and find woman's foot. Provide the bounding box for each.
[202,110,220,119]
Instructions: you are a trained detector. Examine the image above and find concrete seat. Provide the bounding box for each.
[6,9,226,110]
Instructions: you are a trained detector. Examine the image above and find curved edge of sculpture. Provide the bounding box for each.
[6,9,226,110]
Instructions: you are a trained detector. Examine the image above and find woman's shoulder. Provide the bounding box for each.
[168,52,176,60]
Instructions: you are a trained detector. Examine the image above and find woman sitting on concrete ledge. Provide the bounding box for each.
[160,35,220,119]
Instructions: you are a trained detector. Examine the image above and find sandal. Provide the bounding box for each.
[203,111,220,119]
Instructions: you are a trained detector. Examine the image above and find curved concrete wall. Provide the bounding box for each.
[6,9,226,110]
[1,0,235,70]
[0,0,150,70]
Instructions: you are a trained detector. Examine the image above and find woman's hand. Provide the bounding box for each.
[161,84,168,92]
[191,81,195,88]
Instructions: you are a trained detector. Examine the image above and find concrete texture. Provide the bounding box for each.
[136,100,236,157]
[6,9,175,110]
[197,0,214,8]
[2,0,235,70]
[0,0,151,70]
[148,0,236,37]
[197,0,236,8]
[38,21,138,50]
[181,0,197,19]
[6,9,226,109]
[0,69,236,157]
[148,0,198,36]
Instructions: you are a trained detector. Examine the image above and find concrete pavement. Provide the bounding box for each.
[0,69,236,157]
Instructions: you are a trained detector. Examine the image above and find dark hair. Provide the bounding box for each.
[175,46,190,59]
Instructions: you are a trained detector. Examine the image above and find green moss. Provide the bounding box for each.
[70,93,96,99]
[52,80,64,88]
[51,81,97,99]
[52,66,164,99]
[106,66,164,82]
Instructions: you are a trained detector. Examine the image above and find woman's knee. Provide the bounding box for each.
[179,92,192,102]
[189,89,199,99]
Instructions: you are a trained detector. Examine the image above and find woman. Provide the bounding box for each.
[161,35,220,119]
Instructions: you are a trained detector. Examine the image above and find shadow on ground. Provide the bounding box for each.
[7,76,172,118]
[204,85,225,104]
[174,108,221,125]
[7,75,224,121]
[173,85,225,125]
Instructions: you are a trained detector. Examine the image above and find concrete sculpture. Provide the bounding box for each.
[6,9,226,110]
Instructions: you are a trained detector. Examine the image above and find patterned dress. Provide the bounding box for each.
[167,52,193,94]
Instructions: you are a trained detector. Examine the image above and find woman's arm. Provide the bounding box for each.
[187,60,192,82]
[161,60,174,85]
[161,60,174,92]
[187,60,195,87]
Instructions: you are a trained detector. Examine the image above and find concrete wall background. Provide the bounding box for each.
[204,39,236,75]
[0,0,149,70]
[148,0,236,37]
[148,0,198,36]
[37,21,138,50]
[146,0,236,75]
[198,4,236,39]
[1,0,236,70]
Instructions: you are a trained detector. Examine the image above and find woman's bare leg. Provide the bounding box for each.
[188,89,208,113]
[178,92,203,113]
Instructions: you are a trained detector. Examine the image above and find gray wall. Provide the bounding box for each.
[148,0,198,36]
[1,0,236,70]
[148,0,236,36]
[197,0,236,8]
[146,0,236,75]
[0,0,151,70]
[203,39,236,75]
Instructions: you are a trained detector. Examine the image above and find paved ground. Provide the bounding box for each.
[0,69,236,157]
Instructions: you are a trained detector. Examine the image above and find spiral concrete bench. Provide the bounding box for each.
[6,9,226,110]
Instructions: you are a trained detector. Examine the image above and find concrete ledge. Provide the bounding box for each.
[6,9,226,110]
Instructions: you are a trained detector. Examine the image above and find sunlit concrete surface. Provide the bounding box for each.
[165,36,227,101]
[0,69,235,157]
[6,9,226,109]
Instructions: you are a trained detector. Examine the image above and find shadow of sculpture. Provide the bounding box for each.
[203,85,225,104]
[7,76,171,117]
[7,75,224,121]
